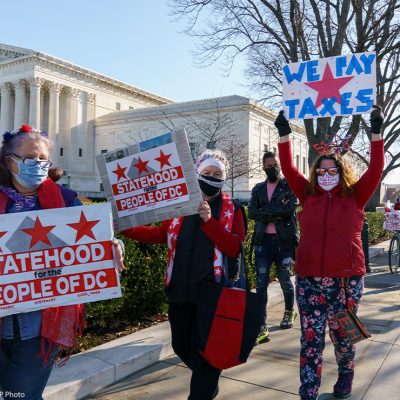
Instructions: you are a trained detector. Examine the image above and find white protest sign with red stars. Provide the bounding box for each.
[0,203,121,317]
[106,141,189,218]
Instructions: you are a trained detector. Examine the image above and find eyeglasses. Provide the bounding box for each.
[316,167,339,176]
[8,154,52,169]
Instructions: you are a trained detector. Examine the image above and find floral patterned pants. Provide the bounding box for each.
[296,276,363,400]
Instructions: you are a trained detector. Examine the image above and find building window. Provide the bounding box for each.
[60,147,63,157]
[116,102,121,111]
[101,149,108,154]
[79,148,82,157]
[296,155,300,169]
[189,142,197,160]
[273,147,277,154]
[263,144,268,152]
[206,141,216,150]
[129,106,134,110]
[303,157,306,174]
[100,183,104,191]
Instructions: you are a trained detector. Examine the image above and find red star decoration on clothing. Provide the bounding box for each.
[155,150,172,170]
[304,64,353,108]
[67,212,100,242]
[112,163,127,181]
[21,217,55,248]
[214,266,223,277]
[133,157,149,175]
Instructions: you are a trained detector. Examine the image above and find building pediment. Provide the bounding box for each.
[0,43,33,63]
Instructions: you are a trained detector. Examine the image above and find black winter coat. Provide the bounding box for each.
[248,178,299,250]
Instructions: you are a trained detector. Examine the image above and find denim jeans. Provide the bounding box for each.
[255,233,295,325]
[0,337,55,400]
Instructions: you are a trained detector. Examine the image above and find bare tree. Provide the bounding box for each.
[170,0,400,208]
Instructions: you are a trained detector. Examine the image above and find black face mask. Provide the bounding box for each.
[198,175,224,197]
[264,166,280,182]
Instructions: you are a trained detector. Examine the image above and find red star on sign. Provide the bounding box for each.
[112,163,127,181]
[304,64,353,108]
[134,157,149,175]
[67,211,100,242]
[0,231,6,239]
[155,150,172,169]
[21,217,56,248]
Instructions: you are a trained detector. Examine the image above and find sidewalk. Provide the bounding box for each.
[43,240,400,400]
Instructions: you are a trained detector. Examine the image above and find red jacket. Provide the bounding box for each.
[278,140,384,277]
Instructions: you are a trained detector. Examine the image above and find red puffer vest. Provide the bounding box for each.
[296,185,364,277]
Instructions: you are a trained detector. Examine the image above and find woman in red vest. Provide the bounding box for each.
[274,107,384,399]
[0,125,124,400]
[122,149,245,400]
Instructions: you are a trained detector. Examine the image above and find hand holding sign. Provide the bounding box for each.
[369,105,384,134]
[274,111,292,137]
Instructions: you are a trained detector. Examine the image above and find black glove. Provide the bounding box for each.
[370,105,384,134]
[274,110,292,136]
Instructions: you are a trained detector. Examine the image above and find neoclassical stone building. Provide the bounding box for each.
[0,43,172,192]
[95,95,308,200]
[0,43,308,199]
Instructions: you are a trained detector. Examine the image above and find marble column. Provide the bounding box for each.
[85,92,96,173]
[68,88,81,173]
[13,79,27,129]
[48,82,62,165]
[0,83,12,133]
[29,77,43,129]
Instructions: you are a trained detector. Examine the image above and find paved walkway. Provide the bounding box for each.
[43,240,400,400]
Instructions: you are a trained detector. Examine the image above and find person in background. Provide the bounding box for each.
[122,149,245,400]
[274,106,384,400]
[248,151,298,344]
[394,197,400,211]
[0,125,124,400]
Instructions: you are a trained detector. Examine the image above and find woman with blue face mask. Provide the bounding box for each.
[0,125,124,400]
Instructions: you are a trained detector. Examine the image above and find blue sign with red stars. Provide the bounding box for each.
[282,52,376,120]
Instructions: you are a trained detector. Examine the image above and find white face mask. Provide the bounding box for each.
[317,173,340,191]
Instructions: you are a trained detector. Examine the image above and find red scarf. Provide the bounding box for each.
[165,191,235,286]
[0,178,85,364]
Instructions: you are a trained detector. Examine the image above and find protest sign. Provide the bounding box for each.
[384,210,400,232]
[0,203,121,317]
[96,129,202,231]
[282,52,376,119]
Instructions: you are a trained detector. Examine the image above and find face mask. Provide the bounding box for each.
[12,159,49,190]
[264,166,280,182]
[198,175,225,197]
[317,173,340,191]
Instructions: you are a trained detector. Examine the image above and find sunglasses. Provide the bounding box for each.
[316,167,339,176]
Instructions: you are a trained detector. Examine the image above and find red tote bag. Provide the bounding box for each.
[197,285,263,370]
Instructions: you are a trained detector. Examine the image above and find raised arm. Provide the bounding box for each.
[354,105,385,208]
[275,111,308,202]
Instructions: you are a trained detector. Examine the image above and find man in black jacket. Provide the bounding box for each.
[248,151,299,344]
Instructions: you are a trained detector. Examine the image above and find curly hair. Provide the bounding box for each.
[195,149,229,175]
[307,152,358,195]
